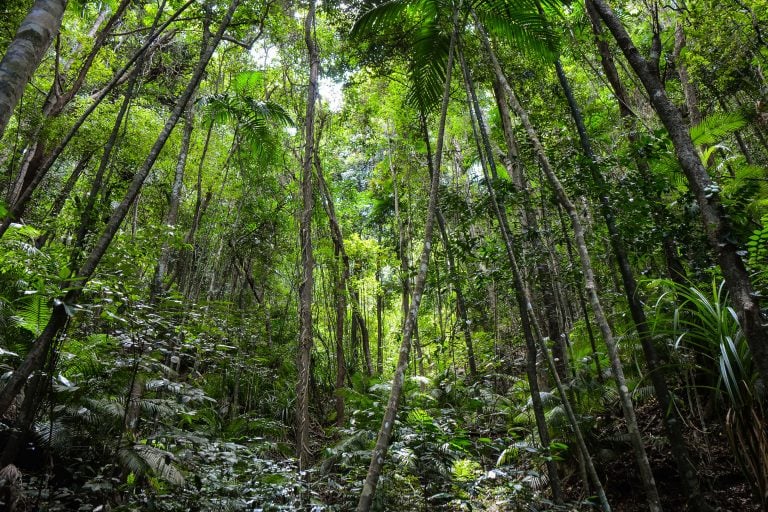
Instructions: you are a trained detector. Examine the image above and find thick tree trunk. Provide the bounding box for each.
[589,0,768,389]
[296,0,319,468]
[0,0,67,138]
[6,0,128,206]
[0,0,239,419]
[355,9,458,510]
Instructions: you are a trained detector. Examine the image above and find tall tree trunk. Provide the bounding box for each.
[376,255,384,375]
[35,150,93,248]
[0,0,239,418]
[458,40,564,504]
[314,151,349,426]
[672,21,702,127]
[151,106,195,303]
[355,8,458,510]
[490,74,568,382]
[555,55,712,511]
[476,20,662,511]
[296,0,319,468]
[7,0,131,206]
[0,0,67,138]
[583,0,687,288]
[589,0,768,388]
[421,109,477,378]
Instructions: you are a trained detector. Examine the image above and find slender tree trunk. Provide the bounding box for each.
[314,151,349,426]
[72,31,151,267]
[35,150,93,248]
[555,55,712,511]
[458,40,564,504]
[476,20,662,511]
[490,75,568,381]
[0,0,67,138]
[151,107,194,303]
[296,0,319,468]
[419,110,477,379]
[376,256,384,375]
[583,0,687,288]
[0,0,239,418]
[356,8,458,510]
[672,21,702,127]
[589,0,768,388]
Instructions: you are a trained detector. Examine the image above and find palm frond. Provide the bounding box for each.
[231,71,265,96]
[351,0,414,40]
[11,293,51,337]
[476,0,560,59]
[406,19,449,111]
[120,444,185,486]
[690,111,747,146]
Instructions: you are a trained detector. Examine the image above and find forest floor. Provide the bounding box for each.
[581,399,759,512]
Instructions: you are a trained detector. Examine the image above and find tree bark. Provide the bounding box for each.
[0,0,67,138]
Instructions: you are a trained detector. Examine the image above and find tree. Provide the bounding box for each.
[296,0,319,468]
